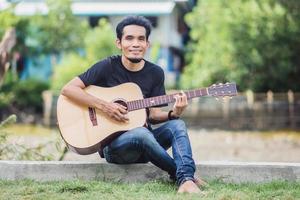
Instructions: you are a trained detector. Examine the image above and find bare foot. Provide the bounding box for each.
[177,180,201,194]
[194,177,208,187]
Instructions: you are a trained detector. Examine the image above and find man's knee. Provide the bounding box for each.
[168,119,187,131]
[131,127,156,143]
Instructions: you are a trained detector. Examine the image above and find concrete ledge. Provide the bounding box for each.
[0,160,299,183]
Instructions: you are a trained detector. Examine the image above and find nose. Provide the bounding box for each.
[132,39,140,47]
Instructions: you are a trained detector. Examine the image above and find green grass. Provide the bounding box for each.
[0,180,299,200]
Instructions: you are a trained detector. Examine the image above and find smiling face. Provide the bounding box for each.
[116,25,150,63]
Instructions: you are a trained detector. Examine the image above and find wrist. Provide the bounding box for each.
[94,98,106,111]
[168,110,180,120]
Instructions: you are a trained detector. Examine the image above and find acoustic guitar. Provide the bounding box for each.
[57,82,237,155]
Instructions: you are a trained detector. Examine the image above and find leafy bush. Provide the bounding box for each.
[13,79,49,111]
[51,19,118,91]
[51,53,89,92]
[1,79,49,112]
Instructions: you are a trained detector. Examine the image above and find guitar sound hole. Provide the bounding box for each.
[114,99,128,110]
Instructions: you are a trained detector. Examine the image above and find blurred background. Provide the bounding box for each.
[0,0,299,162]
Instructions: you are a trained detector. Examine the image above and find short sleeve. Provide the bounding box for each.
[78,58,110,86]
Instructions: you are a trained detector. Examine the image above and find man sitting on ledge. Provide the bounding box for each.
[61,16,206,193]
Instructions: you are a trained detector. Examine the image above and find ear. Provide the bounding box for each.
[116,39,122,50]
[146,41,150,48]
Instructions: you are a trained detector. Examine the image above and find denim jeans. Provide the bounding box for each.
[102,119,196,185]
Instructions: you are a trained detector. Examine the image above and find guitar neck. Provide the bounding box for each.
[127,88,208,111]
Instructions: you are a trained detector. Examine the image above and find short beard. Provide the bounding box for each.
[127,57,143,63]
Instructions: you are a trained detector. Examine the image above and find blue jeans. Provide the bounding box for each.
[102,119,196,185]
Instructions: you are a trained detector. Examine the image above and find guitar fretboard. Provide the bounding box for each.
[127,88,208,111]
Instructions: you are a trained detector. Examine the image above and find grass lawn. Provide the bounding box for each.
[0,180,299,200]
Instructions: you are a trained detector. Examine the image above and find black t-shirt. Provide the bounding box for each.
[78,55,166,99]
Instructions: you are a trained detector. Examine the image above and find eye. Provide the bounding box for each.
[125,36,134,40]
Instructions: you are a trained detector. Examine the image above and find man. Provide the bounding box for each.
[61,16,204,193]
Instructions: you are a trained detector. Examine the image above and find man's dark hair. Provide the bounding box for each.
[116,16,152,41]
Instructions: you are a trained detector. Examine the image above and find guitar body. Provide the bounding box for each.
[57,82,147,155]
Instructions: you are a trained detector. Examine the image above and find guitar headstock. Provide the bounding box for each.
[207,83,238,97]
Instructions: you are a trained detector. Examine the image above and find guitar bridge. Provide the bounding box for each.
[88,107,98,126]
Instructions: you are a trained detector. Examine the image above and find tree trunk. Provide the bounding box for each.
[0,28,16,86]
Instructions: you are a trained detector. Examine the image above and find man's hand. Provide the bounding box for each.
[172,91,188,117]
[100,102,129,123]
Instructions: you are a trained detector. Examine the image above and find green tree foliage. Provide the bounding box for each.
[85,19,119,64]
[182,0,300,92]
[0,0,88,59]
[51,19,118,91]
[27,0,88,55]
[0,9,19,37]
[0,8,28,54]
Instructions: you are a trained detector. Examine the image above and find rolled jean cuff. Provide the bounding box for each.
[177,176,195,186]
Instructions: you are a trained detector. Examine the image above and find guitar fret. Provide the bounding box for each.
[140,99,143,109]
[149,98,153,107]
[127,101,131,111]
[134,100,138,110]
[130,101,134,110]
[141,100,145,109]
[149,98,152,107]
[130,101,134,111]
[137,100,141,109]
